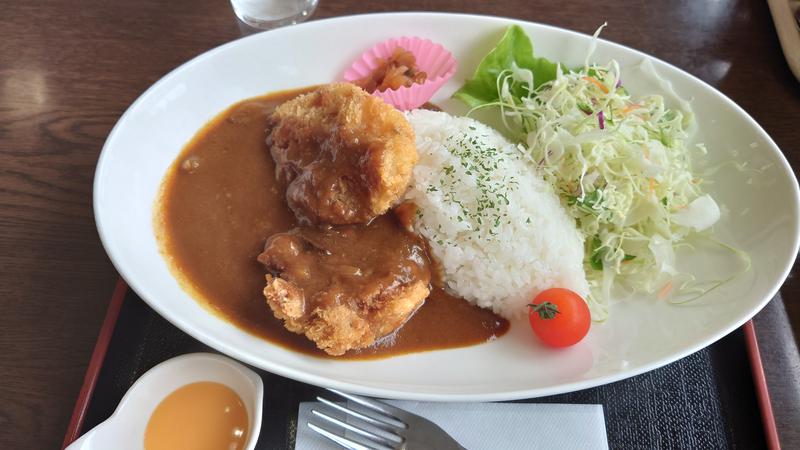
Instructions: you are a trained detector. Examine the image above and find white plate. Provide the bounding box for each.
[94,13,800,401]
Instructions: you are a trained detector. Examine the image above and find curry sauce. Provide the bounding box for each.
[155,88,509,359]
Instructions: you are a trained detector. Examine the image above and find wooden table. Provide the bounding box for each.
[2,1,799,448]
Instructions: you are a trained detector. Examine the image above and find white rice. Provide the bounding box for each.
[405,109,589,319]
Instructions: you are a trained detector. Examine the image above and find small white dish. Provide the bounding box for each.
[66,353,263,450]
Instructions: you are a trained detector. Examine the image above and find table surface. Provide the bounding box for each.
[1,1,799,449]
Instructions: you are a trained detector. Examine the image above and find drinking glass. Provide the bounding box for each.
[230,0,318,30]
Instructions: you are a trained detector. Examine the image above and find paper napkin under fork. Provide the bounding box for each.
[295,400,608,449]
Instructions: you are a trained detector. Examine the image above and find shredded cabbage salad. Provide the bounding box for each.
[454,25,739,319]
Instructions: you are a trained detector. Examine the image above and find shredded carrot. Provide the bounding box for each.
[622,103,642,115]
[648,177,656,194]
[657,281,673,300]
[583,76,609,94]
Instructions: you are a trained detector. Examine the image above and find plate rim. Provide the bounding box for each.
[93,11,800,401]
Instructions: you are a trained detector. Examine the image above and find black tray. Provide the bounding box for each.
[74,287,767,449]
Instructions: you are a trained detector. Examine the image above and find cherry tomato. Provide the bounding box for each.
[528,288,590,348]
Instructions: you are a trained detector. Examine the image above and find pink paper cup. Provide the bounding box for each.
[343,37,457,110]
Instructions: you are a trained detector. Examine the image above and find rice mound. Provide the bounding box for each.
[405,109,589,319]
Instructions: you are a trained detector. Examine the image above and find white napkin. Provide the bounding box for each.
[294,400,608,450]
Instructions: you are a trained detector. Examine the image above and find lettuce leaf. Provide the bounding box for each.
[453,25,561,108]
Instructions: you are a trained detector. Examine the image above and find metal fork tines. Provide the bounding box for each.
[309,388,466,450]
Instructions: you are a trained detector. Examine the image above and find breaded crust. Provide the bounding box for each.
[258,216,432,356]
[266,83,417,225]
[263,274,429,356]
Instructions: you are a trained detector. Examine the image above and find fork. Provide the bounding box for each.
[308,388,467,450]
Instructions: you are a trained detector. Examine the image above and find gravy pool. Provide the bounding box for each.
[155,88,509,359]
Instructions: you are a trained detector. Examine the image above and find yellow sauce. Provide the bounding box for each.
[144,381,249,450]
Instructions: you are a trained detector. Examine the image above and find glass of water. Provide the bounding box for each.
[230,0,318,30]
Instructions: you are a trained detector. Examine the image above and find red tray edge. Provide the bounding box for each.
[61,280,782,448]
[744,320,781,450]
[61,278,128,450]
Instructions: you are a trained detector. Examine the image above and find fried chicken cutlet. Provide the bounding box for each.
[257,215,431,356]
[266,83,417,225]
